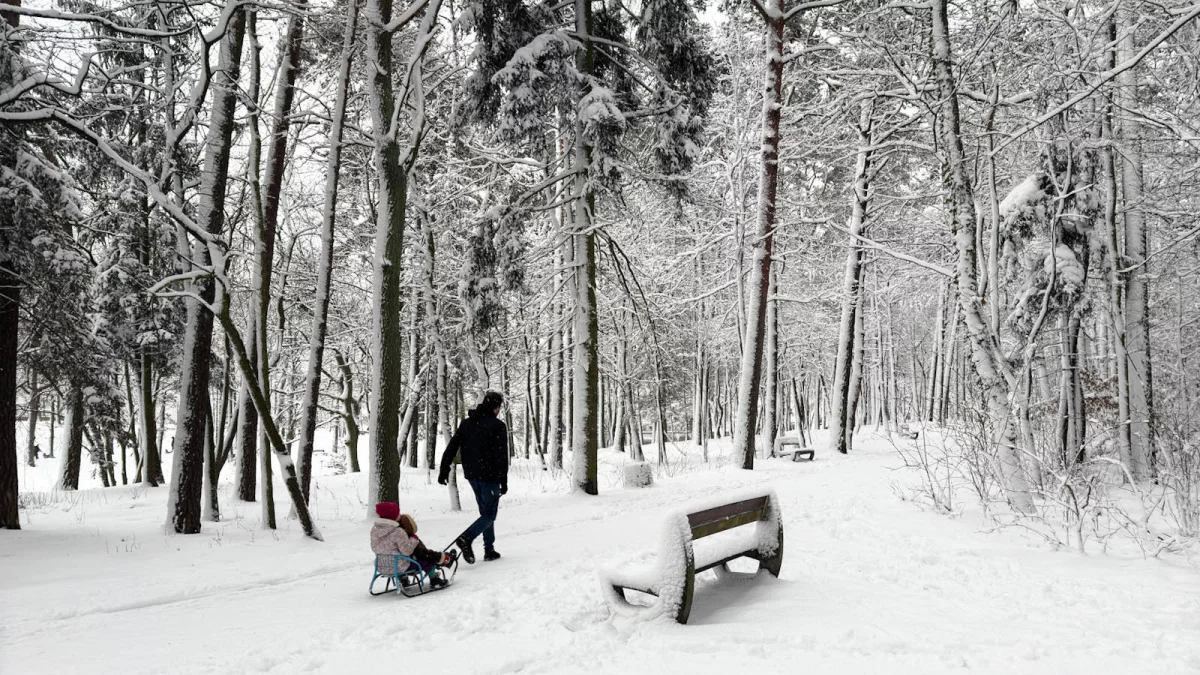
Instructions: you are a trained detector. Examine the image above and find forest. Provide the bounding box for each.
[2,0,1198,554]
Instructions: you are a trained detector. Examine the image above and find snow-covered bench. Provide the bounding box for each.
[603,489,784,624]
[773,436,814,461]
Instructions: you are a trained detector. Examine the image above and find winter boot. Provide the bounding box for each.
[455,536,476,564]
[483,548,501,562]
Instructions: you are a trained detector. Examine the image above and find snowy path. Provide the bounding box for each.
[4,440,1200,674]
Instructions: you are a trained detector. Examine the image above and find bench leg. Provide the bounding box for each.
[675,562,696,624]
[759,523,784,577]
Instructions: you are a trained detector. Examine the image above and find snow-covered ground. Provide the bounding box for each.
[4,431,1200,675]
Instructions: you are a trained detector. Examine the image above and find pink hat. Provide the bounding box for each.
[375,502,400,521]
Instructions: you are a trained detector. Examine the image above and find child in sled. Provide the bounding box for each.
[371,502,456,585]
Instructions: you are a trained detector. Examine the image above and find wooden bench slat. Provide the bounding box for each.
[690,507,766,539]
[687,496,768,531]
[695,550,761,574]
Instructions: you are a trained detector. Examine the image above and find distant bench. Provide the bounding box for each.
[604,490,784,624]
[773,436,814,462]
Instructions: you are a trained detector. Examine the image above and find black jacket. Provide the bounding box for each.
[438,406,509,487]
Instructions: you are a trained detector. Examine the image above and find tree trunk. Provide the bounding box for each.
[846,277,867,441]
[203,393,220,522]
[87,425,109,488]
[406,282,421,469]
[138,353,162,485]
[985,85,1003,336]
[1100,22,1134,478]
[926,284,946,422]
[0,271,18,528]
[613,341,627,454]
[831,102,872,453]
[104,432,116,487]
[366,0,445,507]
[334,351,360,473]
[365,0,409,509]
[234,366,259,501]
[297,0,357,501]
[166,7,246,534]
[570,0,599,494]
[24,369,37,467]
[1117,9,1153,480]
[548,243,564,470]
[59,388,83,490]
[931,0,1034,513]
[762,261,779,457]
[732,0,784,471]
[424,374,439,469]
[245,10,278,530]
[48,396,56,459]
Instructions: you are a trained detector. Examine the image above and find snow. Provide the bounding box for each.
[1045,243,1086,294]
[622,461,653,488]
[998,174,1046,221]
[5,429,1200,674]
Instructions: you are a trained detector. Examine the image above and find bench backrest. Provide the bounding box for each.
[686,495,769,540]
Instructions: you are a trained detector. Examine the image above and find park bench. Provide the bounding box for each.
[604,489,783,624]
[773,435,814,462]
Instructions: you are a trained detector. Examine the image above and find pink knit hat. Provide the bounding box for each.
[375,502,400,521]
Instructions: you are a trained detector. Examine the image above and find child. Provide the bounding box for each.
[370,503,455,586]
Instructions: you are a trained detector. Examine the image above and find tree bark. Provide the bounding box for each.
[297,0,356,501]
[930,0,1034,513]
[167,7,246,534]
[406,282,421,469]
[0,271,18,527]
[846,276,867,439]
[334,351,360,473]
[762,260,779,457]
[732,0,783,470]
[1117,9,1153,480]
[24,369,37,468]
[1100,21,1134,478]
[366,0,410,509]
[548,242,565,470]
[59,388,83,490]
[366,0,443,508]
[571,0,599,494]
[203,393,220,522]
[137,353,161,485]
[831,102,872,453]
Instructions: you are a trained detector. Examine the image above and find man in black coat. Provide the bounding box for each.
[438,391,509,563]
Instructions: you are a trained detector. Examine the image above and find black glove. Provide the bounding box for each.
[438,473,448,486]
[500,483,508,496]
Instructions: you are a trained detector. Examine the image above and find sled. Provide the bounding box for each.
[369,553,459,597]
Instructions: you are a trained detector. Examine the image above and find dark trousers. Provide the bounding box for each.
[463,480,500,550]
[411,545,443,573]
